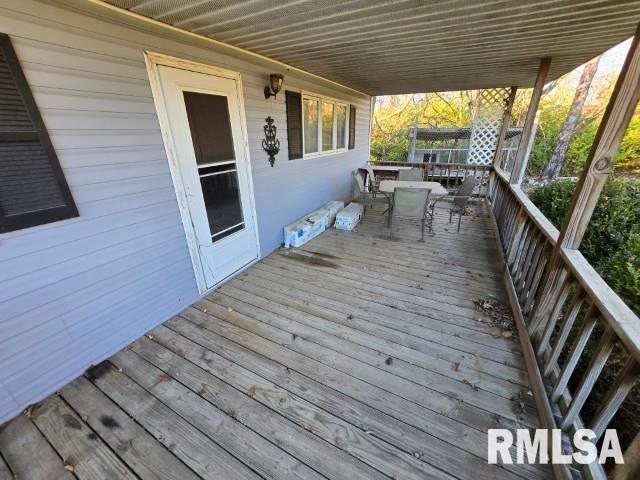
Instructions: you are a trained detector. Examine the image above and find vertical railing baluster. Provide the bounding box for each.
[551,310,599,403]
[529,271,571,338]
[515,229,537,292]
[588,357,640,442]
[524,245,550,314]
[543,300,595,376]
[536,280,578,357]
[561,326,616,430]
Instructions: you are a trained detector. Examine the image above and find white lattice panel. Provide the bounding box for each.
[467,88,512,165]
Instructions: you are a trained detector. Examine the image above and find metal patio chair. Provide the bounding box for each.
[352,170,389,214]
[430,175,477,232]
[389,187,432,241]
[364,164,381,194]
[398,168,423,181]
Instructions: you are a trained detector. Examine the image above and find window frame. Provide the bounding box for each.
[301,91,349,159]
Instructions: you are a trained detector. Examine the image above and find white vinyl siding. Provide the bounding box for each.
[0,0,370,423]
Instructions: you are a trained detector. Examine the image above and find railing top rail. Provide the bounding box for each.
[492,170,640,361]
[493,170,559,244]
[368,161,492,169]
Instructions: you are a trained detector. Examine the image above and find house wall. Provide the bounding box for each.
[0,0,371,422]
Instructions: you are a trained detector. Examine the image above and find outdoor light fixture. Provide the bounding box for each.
[264,73,284,100]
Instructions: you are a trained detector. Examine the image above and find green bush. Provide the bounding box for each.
[529,177,640,315]
[607,233,640,312]
[370,131,408,162]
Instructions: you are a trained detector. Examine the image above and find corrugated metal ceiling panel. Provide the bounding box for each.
[100,0,640,94]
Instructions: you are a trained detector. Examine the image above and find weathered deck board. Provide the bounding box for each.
[0,414,73,480]
[219,278,532,402]
[208,287,537,415]
[31,396,137,479]
[59,376,200,480]
[0,455,12,480]
[0,203,551,479]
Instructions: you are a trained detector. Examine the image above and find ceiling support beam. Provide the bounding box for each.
[510,58,551,184]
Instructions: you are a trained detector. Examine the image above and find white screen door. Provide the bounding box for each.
[154,63,258,290]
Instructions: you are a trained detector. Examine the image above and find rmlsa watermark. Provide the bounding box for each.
[488,429,624,465]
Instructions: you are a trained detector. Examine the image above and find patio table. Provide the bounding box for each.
[379,180,448,197]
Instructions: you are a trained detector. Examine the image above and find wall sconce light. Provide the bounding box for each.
[264,73,284,100]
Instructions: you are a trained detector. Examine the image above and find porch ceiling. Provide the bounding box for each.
[100,0,640,95]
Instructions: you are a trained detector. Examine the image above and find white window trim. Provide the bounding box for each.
[302,91,349,159]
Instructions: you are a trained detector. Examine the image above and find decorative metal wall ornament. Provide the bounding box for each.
[262,116,280,167]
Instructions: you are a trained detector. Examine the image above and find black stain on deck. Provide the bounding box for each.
[281,252,339,269]
[86,432,98,441]
[62,414,82,430]
[308,251,339,260]
[99,415,121,430]
[85,361,112,381]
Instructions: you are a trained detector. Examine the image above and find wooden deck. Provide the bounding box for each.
[0,203,551,480]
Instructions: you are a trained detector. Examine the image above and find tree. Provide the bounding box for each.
[540,56,601,179]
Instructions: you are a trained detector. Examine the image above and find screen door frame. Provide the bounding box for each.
[144,51,260,294]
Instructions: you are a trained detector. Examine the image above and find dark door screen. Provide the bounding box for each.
[183,91,245,241]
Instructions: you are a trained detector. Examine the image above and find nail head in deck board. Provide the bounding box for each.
[60,376,200,480]
[30,396,136,479]
[0,414,74,480]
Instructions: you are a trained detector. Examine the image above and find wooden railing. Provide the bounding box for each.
[488,169,640,480]
[368,161,492,196]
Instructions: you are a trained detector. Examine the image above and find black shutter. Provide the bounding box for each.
[0,33,77,233]
[285,90,303,160]
[348,105,356,150]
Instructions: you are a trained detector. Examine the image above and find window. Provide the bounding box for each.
[0,33,77,233]
[303,97,319,155]
[322,102,334,151]
[336,104,347,149]
[301,93,348,157]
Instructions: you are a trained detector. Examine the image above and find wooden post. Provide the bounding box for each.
[492,87,517,170]
[528,24,640,339]
[369,95,376,163]
[510,58,551,184]
[407,115,418,162]
[557,25,640,250]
